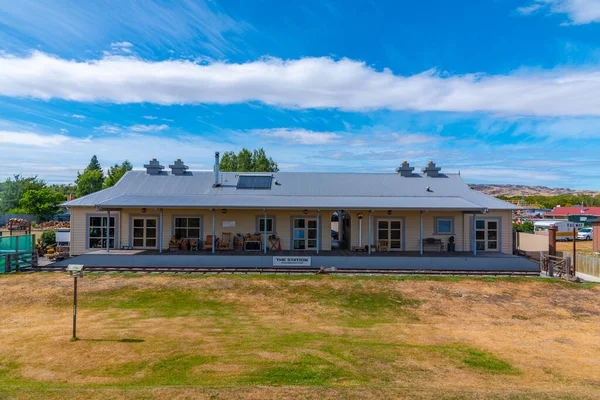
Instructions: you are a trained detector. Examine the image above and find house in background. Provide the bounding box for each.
[544,206,600,225]
[60,154,534,271]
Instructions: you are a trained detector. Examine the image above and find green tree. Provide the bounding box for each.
[87,155,102,171]
[219,151,238,172]
[252,148,278,172]
[103,160,133,188]
[48,184,77,197]
[75,156,105,197]
[0,175,46,213]
[75,169,104,197]
[236,148,254,172]
[219,148,279,172]
[18,188,66,222]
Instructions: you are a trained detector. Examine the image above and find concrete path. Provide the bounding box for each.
[577,272,600,283]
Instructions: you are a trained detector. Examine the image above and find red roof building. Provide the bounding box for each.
[545,207,600,218]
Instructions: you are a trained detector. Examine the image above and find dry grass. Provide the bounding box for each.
[557,240,598,258]
[1,273,600,399]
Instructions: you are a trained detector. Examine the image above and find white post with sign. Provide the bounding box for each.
[66,264,85,341]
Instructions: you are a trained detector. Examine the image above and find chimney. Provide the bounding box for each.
[213,152,220,187]
[422,161,441,177]
[396,161,415,177]
[169,159,188,176]
[143,158,164,175]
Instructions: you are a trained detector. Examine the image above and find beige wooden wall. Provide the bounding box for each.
[348,209,513,254]
[70,207,333,255]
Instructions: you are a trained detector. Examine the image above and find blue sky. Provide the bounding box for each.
[1,0,600,188]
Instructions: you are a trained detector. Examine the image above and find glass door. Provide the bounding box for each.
[132,217,158,248]
[475,220,498,251]
[293,218,317,250]
[377,220,402,250]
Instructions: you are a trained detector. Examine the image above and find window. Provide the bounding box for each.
[256,216,275,233]
[88,216,116,249]
[435,217,454,234]
[475,219,499,251]
[293,218,317,250]
[174,217,201,239]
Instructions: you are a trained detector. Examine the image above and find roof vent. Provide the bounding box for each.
[422,161,441,177]
[396,161,415,177]
[169,159,188,176]
[143,158,164,175]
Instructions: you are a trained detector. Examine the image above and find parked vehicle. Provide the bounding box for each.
[331,230,339,240]
[534,220,584,241]
[577,228,594,241]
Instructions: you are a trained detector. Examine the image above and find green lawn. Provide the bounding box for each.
[0,273,598,399]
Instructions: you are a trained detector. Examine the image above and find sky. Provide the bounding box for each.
[1,0,600,189]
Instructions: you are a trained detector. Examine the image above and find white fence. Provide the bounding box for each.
[562,251,600,278]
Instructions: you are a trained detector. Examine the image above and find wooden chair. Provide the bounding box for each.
[204,235,213,251]
[377,240,389,252]
[189,239,199,251]
[219,232,232,251]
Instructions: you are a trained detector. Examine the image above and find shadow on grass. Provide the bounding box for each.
[78,338,145,343]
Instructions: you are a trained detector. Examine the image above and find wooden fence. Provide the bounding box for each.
[561,251,600,278]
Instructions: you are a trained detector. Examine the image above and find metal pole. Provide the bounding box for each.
[264,209,267,254]
[420,211,423,256]
[316,210,320,255]
[338,210,343,245]
[159,209,163,254]
[358,217,362,248]
[367,211,371,255]
[211,209,215,254]
[473,213,477,256]
[73,276,78,340]
[572,228,576,276]
[14,235,19,272]
[106,210,110,253]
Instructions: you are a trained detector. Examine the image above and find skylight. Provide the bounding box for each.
[236,175,273,190]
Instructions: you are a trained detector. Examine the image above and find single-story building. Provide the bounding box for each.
[60,154,533,271]
[544,206,600,224]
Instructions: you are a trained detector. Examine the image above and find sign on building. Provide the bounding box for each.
[273,256,311,267]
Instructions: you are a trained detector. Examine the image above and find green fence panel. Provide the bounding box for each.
[0,235,34,273]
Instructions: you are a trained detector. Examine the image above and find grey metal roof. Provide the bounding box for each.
[62,170,517,211]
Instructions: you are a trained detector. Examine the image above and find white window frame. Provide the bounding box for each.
[434,217,454,235]
[87,215,116,249]
[173,216,202,239]
[256,215,276,234]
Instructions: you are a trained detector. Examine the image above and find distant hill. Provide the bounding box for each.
[470,184,599,197]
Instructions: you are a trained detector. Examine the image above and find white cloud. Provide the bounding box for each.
[71,114,86,119]
[0,130,216,182]
[111,41,133,48]
[96,124,121,134]
[95,123,169,133]
[143,115,158,120]
[0,131,71,146]
[252,128,342,144]
[517,0,600,24]
[130,124,169,132]
[4,52,600,116]
[516,3,544,15]
[386,132,447,145]
[460,168,562,184]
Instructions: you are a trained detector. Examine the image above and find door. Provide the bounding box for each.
[132,217,158,248]
[475,219,498,251]
[293,218,317,250]
[377,220,402,251]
